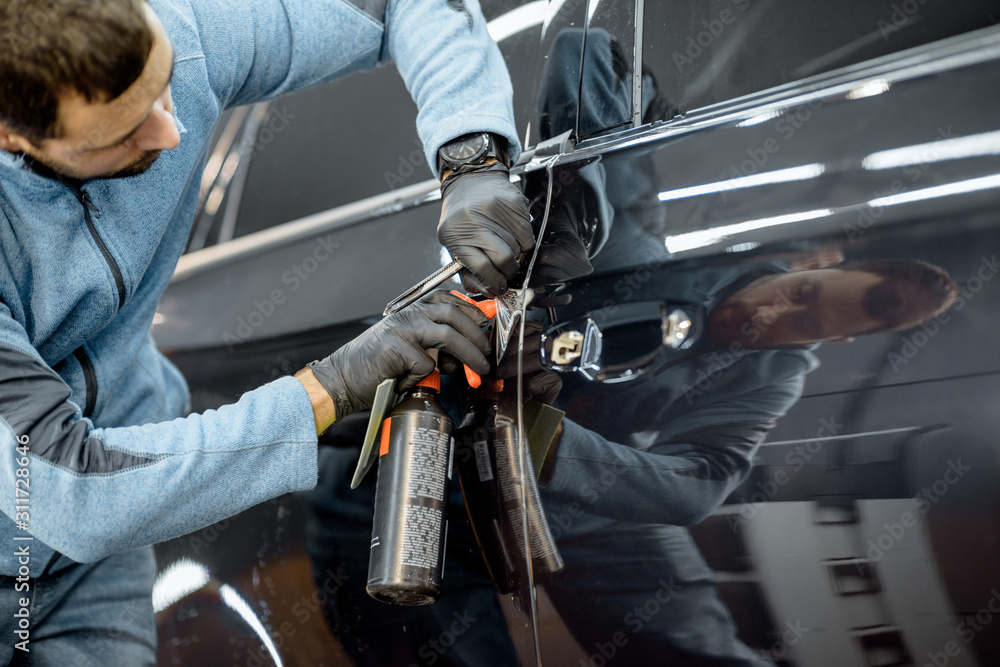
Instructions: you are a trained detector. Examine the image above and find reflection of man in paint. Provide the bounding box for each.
[885,254,999,372]
[708,259,958,348]
[536,255,956,665]
[529,27,960,664]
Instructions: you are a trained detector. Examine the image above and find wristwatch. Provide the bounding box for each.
[437,132,509,177]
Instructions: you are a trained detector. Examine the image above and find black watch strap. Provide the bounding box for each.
[437,132,509,175]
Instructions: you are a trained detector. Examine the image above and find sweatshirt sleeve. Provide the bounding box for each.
[191,0,520,172]
[382,0,521,172]
[541,349,817,530]
[542,419,773,529]
[0,308,318,563]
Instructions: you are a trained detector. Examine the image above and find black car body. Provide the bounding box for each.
[152,1,1000,665]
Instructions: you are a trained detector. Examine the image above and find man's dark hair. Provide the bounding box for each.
[838,259,958,334]
[0,0,153,144]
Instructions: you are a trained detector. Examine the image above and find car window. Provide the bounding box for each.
[643,0,1000,115]
[579,0,636,138]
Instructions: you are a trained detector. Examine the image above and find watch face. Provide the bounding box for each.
[441,134,489,163]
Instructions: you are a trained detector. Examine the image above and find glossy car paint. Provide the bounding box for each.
[152,2,1000,665]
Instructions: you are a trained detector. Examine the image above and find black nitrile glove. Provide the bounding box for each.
[438,162,533,296]
[308,291,491,421]
[529,205,595,288]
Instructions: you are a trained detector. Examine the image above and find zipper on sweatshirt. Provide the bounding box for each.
[70,186,127,310]
[65,185,114,419]
[73,347,98,418]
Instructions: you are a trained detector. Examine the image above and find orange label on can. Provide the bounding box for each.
[378,417,392,457]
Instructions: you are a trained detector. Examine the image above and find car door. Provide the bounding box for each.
[522,0,1000,665]
[152,0,1000,665]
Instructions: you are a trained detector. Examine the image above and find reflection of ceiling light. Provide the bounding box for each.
[657,164,825,202]
[868,173,1000,208]
[153,559,210,613]
[205,185,225,215]
[539,0,600,37]
[846,78,891,100]
[488,1,547,42]
[588,0,603,21]
[542,0,569,36]
[726,241,762,253]
[665,209,833,253]
[862,130,1000,171]
[737,111,781,128]
[153,560,285,666]
[220,584,284,667]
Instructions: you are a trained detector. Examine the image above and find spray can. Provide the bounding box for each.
[367,370,453,606]
[454,383,564,594]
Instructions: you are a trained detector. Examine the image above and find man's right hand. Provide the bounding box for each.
[438,162,533,296]
[299,290,491,431]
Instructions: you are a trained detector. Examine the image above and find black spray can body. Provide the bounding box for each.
[367,372,453,606]
[454,388,564,594]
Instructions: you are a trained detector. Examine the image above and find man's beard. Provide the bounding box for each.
[707,298,754,345]
[93,150,163,179]
[707,275,786,346]
[26,149,162,181]
[108,150,162,178]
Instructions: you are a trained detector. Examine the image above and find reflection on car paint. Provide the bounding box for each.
[155,2,1000,665]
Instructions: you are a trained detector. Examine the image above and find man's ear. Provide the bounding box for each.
[0,122,32,154]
